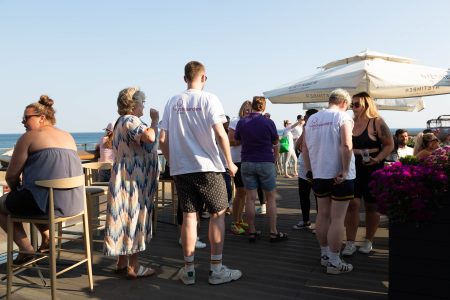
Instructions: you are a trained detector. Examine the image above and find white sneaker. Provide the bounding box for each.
[177,267,195,285]
[358,239,373,254]
[342,242,357,256]
[320,255,329,267]
[256,204,266,214]
[326,260,353,275]
[178,237,207,249]
[292,221,312,230]
[208,265,242,285]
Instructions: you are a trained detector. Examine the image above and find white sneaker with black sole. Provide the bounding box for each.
[320,255,329,267]
[177,267,195,285]
[208,265,242,285]
[326,260,353,275]
[342,242,357,256]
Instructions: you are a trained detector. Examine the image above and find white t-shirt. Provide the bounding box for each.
[397,146,414,158]
[229,117,242,163]
[305,109,356,180]
[160,89,226,176]
[291,125,303,140]
[282,128,295,151]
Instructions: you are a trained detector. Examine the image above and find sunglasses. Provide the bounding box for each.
[22,114,40,122]
[350,102,361,109]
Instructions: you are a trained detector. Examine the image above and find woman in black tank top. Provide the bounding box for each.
[342,92,394,257]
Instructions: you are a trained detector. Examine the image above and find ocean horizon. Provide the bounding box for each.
[0,132,104,151]
[0,127,428,151]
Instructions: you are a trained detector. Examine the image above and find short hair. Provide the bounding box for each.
[184,61,205,82]
[26,95,56,125]
[251,96,266,112]
[352,92,380,119]
[422,129,433,134]
[329,88,351,105]
[225,115,230,122]
[395,129,408,137]
[297,114,303,120]
[305,109,318,119]
[117,87,143,116]
[238,100,252,118]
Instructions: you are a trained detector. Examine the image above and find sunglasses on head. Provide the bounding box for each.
[350,102,361,109]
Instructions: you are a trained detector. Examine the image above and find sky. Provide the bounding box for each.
[1,0,450,134]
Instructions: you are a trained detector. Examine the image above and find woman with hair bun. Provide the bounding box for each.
[0,95,84,264]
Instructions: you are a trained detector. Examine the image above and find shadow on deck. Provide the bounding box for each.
[0,177,388,300]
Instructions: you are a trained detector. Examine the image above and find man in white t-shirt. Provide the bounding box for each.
[395,129,414,158]
[159,61,241,286]
[303,88,355,275]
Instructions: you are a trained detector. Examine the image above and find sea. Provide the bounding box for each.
[1,128,426,152]
[0,132,104,152]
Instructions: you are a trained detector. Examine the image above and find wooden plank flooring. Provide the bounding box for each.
[0,177,388,300]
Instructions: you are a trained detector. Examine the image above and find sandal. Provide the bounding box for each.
[270,232,289,243]
[13,253,35,265]
[248,231,261,243]
[126,265,155,280]
[38,242,50,253]
[114,266,128,274]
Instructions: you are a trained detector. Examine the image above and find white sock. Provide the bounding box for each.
[210,254,223,272]
[184,255,195,272]
[320,246,329,258]
[346,240,354,246]
[328,250,341,265]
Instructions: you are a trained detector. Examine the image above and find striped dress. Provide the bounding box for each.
[104,115,159,256]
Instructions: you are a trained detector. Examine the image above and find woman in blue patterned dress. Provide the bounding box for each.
[104,87,159,279]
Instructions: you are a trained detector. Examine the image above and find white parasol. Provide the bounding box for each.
[264,50,450,110]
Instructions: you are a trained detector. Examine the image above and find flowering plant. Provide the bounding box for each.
[370,146,450,223]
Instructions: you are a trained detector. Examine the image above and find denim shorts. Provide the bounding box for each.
[241,162,276,191]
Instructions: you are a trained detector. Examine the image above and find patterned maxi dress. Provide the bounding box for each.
[104,115,160,256]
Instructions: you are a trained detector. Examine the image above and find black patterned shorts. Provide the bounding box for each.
[174,172,228,213]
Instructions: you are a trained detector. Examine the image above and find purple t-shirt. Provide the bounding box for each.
[235,112,278,162]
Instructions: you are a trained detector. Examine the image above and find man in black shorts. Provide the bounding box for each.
[303,89,356,275]
[160,61,241,285]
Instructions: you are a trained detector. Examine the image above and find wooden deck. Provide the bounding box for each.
[0,177,389,300]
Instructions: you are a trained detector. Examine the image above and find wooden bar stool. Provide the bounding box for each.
[153,178,177,233]
[6,175,93,300]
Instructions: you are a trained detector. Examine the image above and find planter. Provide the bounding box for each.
[389,204,450,299]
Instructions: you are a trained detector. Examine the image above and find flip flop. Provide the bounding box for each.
[126,265,155,280]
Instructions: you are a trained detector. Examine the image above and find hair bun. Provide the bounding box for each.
[39,95,54,107]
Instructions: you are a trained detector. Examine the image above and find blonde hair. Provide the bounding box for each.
[26,95,56,125]
[414,132,436,154]
[117,87,142,116]
[238,100,251,118]
[329,88,351,106]
[352,92,380,119]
